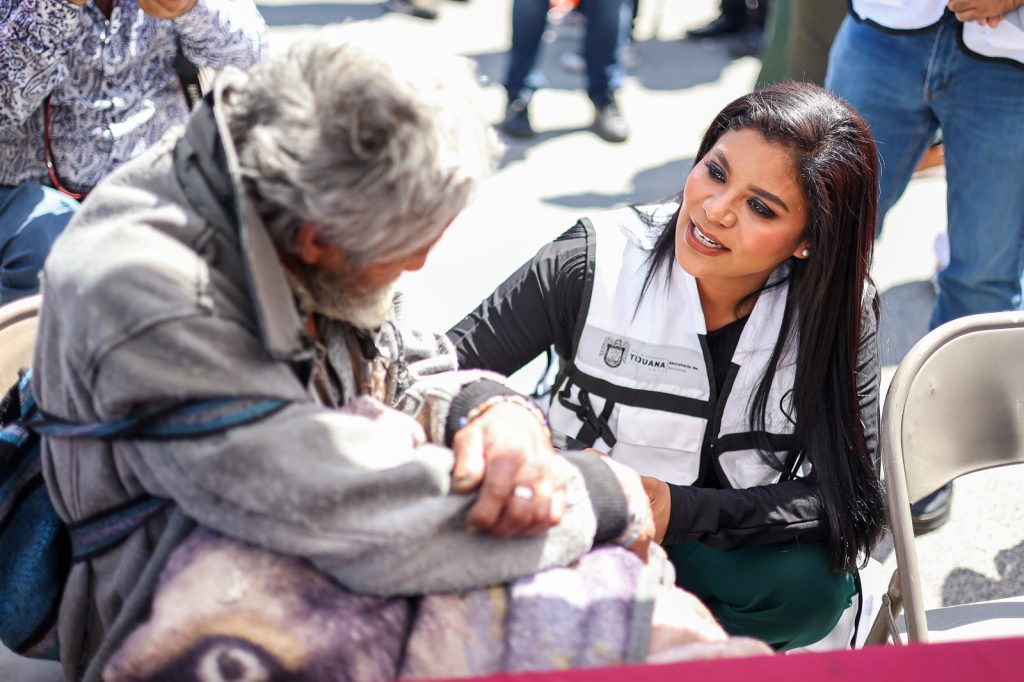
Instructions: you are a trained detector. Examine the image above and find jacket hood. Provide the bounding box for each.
[173,68,311,363]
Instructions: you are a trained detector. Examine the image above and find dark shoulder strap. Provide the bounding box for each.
[29,396,287,441]
[174,37,203,111]
[21,369,288,559]
[546,218,597,401]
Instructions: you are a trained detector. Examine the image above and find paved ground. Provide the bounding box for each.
[4,1,1022,678]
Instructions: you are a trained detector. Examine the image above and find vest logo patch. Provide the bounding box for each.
[591,332,702,377]
[600,337,630,368]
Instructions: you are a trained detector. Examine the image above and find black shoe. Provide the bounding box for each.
[385,0,438,20]
[592,99,629,143]
[501,97,534,139]
[686,14,746,39]
[911,482,953,535]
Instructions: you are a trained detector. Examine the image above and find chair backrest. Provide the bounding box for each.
[0,295,41,391]
[880,310,1024,642]
[883,311,1024,502]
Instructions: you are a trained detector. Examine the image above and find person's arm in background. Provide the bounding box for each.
[137,0,268,69]
[646,283,881,549]
[0,0,85,128]
[946,0,1024,27]
[448,221,590,376]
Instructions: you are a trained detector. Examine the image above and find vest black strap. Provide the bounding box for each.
[557,383,617,448]
[573,370,712,418]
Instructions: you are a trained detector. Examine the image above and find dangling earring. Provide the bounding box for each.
[801,248,810,258]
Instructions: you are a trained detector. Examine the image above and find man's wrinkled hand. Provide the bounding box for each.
[136,0,198,19]
[451,401,568,538]
[947,0,1023,26]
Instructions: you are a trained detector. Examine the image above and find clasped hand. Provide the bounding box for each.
[452,404,658,566]
[451,401,568,538]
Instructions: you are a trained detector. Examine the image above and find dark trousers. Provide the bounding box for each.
[0,183,78,304]
[722,0,768,23]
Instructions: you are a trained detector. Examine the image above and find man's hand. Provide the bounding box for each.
[641,475,671,545]
[451,401,567,538]
[948,0,1024,26]
[136,0,198,19]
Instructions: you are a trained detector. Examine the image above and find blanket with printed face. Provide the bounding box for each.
[103,528,768,681]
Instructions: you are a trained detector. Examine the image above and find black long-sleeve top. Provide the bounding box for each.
[448,222,881,549]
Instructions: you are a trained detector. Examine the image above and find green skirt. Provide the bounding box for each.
[666,541,856,650]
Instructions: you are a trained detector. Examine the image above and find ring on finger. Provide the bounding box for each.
[512,484,535,501]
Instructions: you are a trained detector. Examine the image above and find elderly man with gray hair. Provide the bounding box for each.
[30,24,767,681]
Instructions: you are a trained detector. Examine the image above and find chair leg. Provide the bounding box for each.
[865,571,905,645]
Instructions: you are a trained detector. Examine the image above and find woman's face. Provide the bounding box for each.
[675,128,810,298]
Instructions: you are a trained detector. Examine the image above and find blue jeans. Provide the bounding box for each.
[505,0,631,107]
[826,13,1024,329]
[0,183,78,304]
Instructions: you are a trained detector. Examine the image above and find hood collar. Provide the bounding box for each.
[184,68,312,362]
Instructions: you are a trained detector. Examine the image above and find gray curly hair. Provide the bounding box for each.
[222,23,501,267]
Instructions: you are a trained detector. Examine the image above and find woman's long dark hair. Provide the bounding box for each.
[640,82,886,573]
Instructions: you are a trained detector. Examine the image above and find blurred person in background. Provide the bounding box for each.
[501,0,633,143]
[826,0,1024,534]
[0,0,267,304]
[687,0,769,55]
[755,0,846,87]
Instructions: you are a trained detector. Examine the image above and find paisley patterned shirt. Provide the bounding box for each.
[0,0,267,191]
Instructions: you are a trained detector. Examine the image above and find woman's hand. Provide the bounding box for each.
[642,475,672,544]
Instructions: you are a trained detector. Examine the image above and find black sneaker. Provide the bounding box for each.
[911,482,953,535]
[384,0,438,21]
[592,99,629,143]
[501,97,534,139]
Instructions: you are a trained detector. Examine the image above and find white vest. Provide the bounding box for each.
[851,0,1024,65]
[547,207,805,490]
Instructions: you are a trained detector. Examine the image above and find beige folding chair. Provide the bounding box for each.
[866,311,1024,645]
[0,294,41,390]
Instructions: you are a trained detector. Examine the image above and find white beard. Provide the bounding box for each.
[284,266,394,330]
